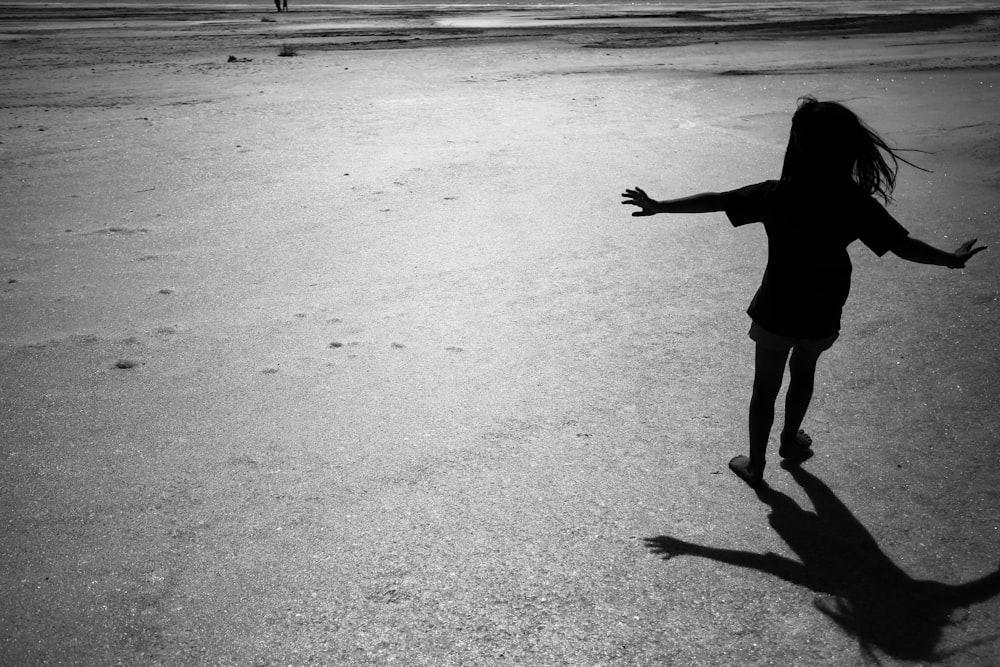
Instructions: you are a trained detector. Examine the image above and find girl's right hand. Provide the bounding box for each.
[621,187,660,216]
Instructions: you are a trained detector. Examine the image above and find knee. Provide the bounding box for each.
[751,378,782,407]
[789,351,820,380]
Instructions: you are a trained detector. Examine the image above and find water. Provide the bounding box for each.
[2,0,995,37]
[2,0,997,9]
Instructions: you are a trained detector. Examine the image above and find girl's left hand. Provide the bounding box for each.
[954,238,988,267]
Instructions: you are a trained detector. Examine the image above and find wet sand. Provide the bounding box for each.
[2,4,1000,664]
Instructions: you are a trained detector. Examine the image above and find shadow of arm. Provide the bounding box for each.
[645,536,821,591]
[920,564,1000,608]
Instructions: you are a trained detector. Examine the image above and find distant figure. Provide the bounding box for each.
[621,96,986,488]
[282,0,288,11]
[274,0,281,11]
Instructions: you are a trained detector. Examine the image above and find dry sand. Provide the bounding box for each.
[2,5,1000,665]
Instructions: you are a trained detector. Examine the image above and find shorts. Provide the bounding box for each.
[748,321,838,353]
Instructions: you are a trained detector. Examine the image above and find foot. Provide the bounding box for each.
[729,455,763,488]
[779,429,814,464]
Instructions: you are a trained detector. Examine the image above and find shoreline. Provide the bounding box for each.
[2,2,999,54]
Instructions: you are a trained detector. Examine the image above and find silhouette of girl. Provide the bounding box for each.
[622,96,986,488]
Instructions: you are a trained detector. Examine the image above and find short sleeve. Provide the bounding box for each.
[721,181,778,227]
[856,196,909,256]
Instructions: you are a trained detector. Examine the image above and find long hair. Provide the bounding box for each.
[780,96,925,203]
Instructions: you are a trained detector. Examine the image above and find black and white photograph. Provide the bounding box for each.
[2,0,999,663]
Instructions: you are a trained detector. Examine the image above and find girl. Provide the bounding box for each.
[622,96,986,488]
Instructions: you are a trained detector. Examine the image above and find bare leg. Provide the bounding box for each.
[732,344,788,486]
[780,346,822,458]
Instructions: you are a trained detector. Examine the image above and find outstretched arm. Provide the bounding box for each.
[918,563,1000,608]
[889,236,987,268]
[644,536,826,593]
[621,187,725,217]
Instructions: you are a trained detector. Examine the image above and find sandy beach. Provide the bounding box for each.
[3,3,1000,664]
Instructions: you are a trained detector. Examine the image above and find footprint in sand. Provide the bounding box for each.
[18,333,97,353]
[153,325,180,337]
[85,226,150,236]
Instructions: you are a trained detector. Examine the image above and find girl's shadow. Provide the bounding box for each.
[646,466,1000,663]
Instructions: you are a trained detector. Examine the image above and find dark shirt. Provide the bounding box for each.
[722,179,909,338]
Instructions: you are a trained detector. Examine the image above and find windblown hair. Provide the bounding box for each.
[780,96,925,203]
